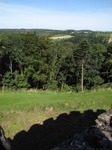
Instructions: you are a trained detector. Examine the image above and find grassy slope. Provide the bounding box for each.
[0,90,112,138]
[96,32,111,38]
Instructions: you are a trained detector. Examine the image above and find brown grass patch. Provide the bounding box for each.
[50,35,73,40]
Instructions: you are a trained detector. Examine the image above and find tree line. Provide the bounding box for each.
[0,31,112,92]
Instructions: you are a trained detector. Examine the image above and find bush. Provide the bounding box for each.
[100,83,112,89]
[61,83,73,92]
[93,76,104,86]
[2,71,30,90]
[75,84,81,92]
[47,80,58,91]
[14,71,30,89]
[91,83,112,91]
[2,72,15,89]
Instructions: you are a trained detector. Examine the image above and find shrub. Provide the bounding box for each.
[2,71,30,90]
[75,84,81,92]
[2,72,15,89]
[14,71,30,89]
[61,83,73,92]
[93,76,104,86]
[100,83,112,89]
[47,80,58,91]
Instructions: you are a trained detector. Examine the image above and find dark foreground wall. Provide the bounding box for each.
[52,110,112,150]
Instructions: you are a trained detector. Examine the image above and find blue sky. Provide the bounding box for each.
[0,0,112,31]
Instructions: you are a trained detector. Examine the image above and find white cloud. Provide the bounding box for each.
[0,2,112,31]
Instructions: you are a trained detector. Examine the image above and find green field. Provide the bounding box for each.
[0,90,112,139]
[96,32,111,38]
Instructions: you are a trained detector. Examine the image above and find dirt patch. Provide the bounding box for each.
[108,33,112,43]
[50,35,73,40]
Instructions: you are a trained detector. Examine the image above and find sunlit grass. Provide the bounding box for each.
[96,32,111,38]
[0,90,112,138]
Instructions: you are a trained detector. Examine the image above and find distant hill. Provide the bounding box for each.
[0,29,93,36]
[0,29,66,36]
[76,30,93,33]
[0,29,111,37]
[0,28,57,35]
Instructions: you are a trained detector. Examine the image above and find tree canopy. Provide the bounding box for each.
[0,31,111,91]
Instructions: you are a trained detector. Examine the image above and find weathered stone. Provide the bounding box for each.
[52,110,112,150]
[96,110,112,126]
[0,126,11,150]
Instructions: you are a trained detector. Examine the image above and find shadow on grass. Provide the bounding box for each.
[11,109,105,150]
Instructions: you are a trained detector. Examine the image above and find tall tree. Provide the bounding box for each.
[103,42,112,82]
[74,39,90,93]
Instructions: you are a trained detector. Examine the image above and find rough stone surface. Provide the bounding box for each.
[0,126,11,150]
[52,110,112,150]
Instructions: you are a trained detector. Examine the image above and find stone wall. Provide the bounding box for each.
[52,110,112,150]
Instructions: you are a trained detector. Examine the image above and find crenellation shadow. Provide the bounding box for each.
[11,109,106,150]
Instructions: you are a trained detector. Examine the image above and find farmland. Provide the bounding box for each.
[108,33,112,43]
[50,34,73,40]
[96,32,111,38]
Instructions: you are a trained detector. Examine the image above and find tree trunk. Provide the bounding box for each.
[9,59,12,74]
[81,60,84,93]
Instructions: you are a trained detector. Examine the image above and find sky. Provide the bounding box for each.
[0,0,112,31]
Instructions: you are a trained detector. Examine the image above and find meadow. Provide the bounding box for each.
[96,32,111,38]
[0,90,112,139]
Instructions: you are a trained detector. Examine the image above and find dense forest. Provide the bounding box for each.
[0,31,112,92]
